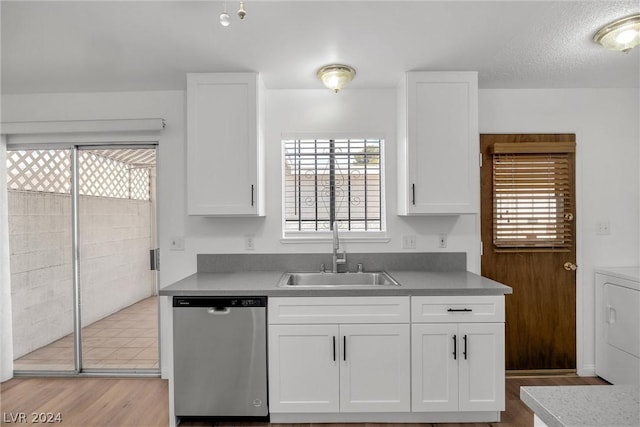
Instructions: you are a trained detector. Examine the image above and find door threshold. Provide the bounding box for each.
[507,369,577,378]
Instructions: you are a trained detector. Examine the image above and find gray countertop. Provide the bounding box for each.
[159,270,512,297]
[521,385,640,427]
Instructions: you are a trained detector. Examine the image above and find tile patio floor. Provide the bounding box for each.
[14,296,159,371]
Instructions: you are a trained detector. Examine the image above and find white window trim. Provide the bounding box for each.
[280,133,388,242]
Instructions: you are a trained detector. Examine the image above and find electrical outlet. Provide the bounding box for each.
[438,233,447,248]
[402,235,416,249]
[596,221,611,235]
[245,236,255,250]
[169,236,185,251]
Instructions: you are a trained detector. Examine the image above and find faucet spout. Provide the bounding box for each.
[332,221,347,273]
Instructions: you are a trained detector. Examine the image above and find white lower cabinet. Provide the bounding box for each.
[268,323,410,413]
[268,295,505,422]
[339,323,410,412]
[268,297,410,414]
[268,324,339,413]
[411,322,505,412]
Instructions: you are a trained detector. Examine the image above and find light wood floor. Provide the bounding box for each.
[0,375,608,427]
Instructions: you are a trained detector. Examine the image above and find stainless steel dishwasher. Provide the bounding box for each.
[173,296,268,419]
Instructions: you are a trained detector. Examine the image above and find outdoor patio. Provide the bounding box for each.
[14,296,158,371]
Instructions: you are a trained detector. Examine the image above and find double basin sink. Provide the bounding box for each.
[277,271,400,288]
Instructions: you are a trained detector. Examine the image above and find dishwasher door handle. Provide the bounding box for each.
[207,307,231,315]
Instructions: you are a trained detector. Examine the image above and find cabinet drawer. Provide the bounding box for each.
[269,297,410,324]
[411,296,504,323]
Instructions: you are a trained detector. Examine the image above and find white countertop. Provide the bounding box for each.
[521,385,640,427]
[159,270,512,297]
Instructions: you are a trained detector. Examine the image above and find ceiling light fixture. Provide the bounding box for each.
[317,64,356,93]
[219,2,230,27]
[593,14,640,52]
[219,1,247,27]
[238,1,247,20]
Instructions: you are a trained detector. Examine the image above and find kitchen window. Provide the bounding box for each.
[282,138,385,238]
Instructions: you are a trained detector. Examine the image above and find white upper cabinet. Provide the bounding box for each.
[397,72,479,215]
[186,73,265,216]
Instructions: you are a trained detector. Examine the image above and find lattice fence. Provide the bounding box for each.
[6,149,152,201]
[7,150,72,194]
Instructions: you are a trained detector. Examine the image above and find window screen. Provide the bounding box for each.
[283,138,384,233]
[492,142,575,249]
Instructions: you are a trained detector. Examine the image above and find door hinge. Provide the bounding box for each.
[479,153,483,167]
[480,241,483,256]
[150,248,160,271]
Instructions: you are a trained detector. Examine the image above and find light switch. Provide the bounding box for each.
[597,221,611,235]
[402,235,416,249]
[170,236,185,251]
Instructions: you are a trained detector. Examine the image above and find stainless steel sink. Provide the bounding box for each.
[277,271,401,288]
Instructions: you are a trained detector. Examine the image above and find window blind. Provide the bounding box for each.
[283,138,383,233]
[492,142,575,249]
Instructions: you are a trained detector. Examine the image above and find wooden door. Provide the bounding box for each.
[480,134,576,372]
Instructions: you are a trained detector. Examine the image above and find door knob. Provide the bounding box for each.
[563,262,577,271]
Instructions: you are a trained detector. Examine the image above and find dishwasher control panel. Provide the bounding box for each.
[173,296,267,308]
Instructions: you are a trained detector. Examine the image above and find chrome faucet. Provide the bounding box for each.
[332,221,347,273]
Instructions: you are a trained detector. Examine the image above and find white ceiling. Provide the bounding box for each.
[1,0,639,94]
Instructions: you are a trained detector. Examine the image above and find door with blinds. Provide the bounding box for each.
[480,134,576,372]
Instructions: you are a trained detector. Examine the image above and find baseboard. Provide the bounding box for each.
[578,364,596,377]
[507,369,578,378]
[270,411,501,423]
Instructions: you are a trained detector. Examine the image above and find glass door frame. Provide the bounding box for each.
[9,142,160,377]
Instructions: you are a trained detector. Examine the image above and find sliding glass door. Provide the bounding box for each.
[78,147,158,371]
[7,145,158,375]
[7,148,75,372]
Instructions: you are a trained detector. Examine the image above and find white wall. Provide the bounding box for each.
[479,88,640,376]
[2,87,638,377]
[187,89,479,271]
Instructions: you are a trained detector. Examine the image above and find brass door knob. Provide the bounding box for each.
[563,262,577,271]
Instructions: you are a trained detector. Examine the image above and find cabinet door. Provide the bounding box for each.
[458,323,505,412]
[268,324,339,413]
[186,73,264,216]
[339,324,410,412]
[411,323,459,412]
[398,71,479,215]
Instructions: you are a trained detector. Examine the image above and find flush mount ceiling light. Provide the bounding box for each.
[317,64,356,93]
[593,14,640,52]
